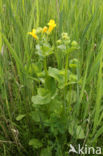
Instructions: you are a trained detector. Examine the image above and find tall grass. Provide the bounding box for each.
[0,0,103,155]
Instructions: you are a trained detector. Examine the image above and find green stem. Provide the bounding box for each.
[64,53,69,112]
[65,53,69,86]
[44,57,48,77]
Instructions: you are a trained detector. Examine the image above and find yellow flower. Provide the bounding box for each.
[28,29,38,40]
[48,19,56,33]
[42,26,48,33]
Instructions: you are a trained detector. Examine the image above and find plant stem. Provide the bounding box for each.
[65,53,69,86]
[44,57,48,77]
[64,53,69,112]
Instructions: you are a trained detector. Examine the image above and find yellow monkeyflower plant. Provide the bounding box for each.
[48,19,56,33]
[28,29,38,40]
[27,20,81,154]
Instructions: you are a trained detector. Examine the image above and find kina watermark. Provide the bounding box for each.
[69,144,102,155]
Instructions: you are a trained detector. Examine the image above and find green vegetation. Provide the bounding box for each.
[0,0,103,155]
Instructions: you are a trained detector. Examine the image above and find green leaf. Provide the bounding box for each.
[48,67,63,82]
[32,93,51,106]
[30,111,41,122]
[36,43,53,57]
[48,99,63,114]
[40,147,52,156]
[16,114,25,121]
[29,139,43,149]
[32,83,57,106]
[68,73,78,85]
[48,67,65,88]
[30,111,47,122]
[48,67,71,88]
[68,121,85,139]
[42,43,53,56]
[45,76,56,95]
[25,62,42,75]
[76,126,85,139]
[38,88,49,96]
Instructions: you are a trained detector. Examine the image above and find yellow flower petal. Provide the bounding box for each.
[48,19,56,33]
[32,29,36,34]
[48,26,53,33]
[43,26,48,33]
[28,29,38,40]
[48,20,56,26]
